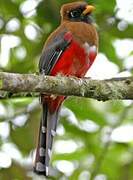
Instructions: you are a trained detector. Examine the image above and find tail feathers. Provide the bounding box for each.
[45,108,59,174]
[34,102,59,176]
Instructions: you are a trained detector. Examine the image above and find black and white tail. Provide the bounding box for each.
[34,101,59,176]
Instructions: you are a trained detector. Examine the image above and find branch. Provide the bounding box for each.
[0,91,39,99]
[0,72,133,100]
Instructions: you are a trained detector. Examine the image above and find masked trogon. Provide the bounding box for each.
[34,1,98,176]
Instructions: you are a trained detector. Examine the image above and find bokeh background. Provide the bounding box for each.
[0,0,133,179]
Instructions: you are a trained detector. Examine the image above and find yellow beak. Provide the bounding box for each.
[82,5,95,15]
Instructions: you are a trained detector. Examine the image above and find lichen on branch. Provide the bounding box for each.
[0,72,133,101]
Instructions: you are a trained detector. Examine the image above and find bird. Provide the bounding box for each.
[34,1,98,176]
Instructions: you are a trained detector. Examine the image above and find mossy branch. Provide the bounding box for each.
[0,72,133,100]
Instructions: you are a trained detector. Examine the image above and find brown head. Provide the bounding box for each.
[60,1,95,24]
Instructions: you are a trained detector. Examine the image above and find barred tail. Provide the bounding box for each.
[34,101,60,176]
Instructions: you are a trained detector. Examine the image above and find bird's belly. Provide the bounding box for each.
[50,41,96,77]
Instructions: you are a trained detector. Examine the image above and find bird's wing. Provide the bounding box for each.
[39,30,72,75]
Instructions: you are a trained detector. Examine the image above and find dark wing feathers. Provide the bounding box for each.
[39,30,71,75]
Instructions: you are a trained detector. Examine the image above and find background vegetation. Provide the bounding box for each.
[0,0,133,179]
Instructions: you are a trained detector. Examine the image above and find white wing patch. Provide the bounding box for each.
[83,42,97,55]
[90,45,97,53]
[83,42,90,54]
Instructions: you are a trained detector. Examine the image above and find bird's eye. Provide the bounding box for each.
[69,9,82,18]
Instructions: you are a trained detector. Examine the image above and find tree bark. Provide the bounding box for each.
[0,72,133,101]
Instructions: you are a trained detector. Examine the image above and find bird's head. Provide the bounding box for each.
[60,1,95,24]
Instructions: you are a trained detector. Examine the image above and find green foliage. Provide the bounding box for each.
[0,0,133,179]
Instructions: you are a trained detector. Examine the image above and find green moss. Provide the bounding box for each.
[0,79,3,89]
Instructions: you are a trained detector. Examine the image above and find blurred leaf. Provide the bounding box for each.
[64,97,107,126]
[99,32,123,68]
[99,143,129,179]
[10,107,40,155]
[0,162,31,180]
[0,0,22,19]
